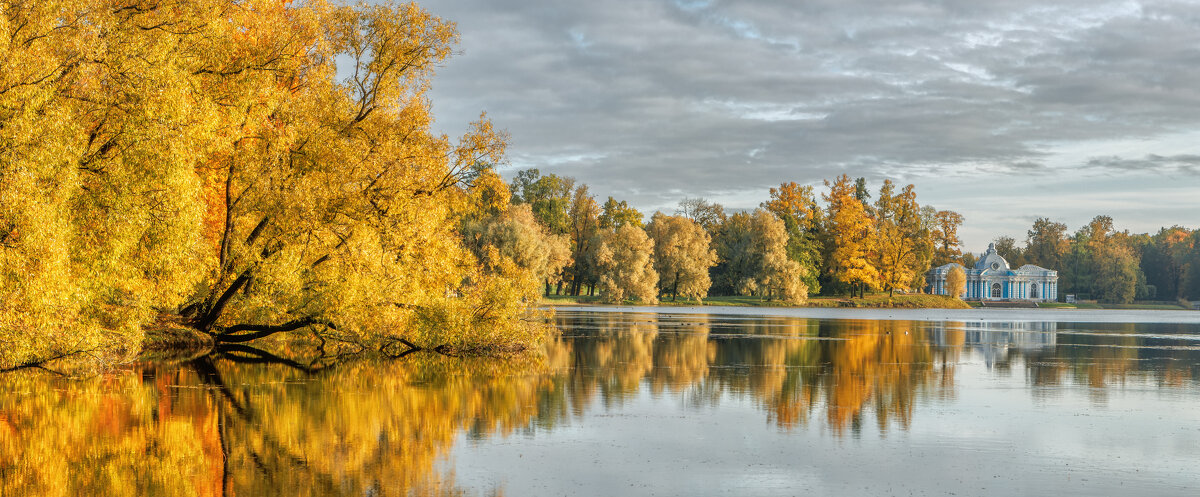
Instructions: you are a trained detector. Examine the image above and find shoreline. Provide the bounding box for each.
[545,304,1200,324]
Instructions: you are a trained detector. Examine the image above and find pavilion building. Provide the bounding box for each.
[926,243,1058,302]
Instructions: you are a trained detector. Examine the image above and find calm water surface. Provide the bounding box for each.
[3,308,1200,496]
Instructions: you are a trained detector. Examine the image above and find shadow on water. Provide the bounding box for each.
[3,311,1200,495]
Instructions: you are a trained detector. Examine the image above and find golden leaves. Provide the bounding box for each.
[2,0,532,366]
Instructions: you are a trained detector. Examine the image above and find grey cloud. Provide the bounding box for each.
[420,0,1200,232]
[1086,154,1200,175]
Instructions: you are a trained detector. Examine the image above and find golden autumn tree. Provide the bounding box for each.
[507,168,575,295]
[931,210,965,267]
[1,0,255,368]
[646,213,717,302]
[175,1,543,351]
[823,175,879,298]
[1024,217,1070,272]
[599,197,644,229]
[592,225,658,304]
[762,181,823,294]
[873,180,928,297]
[0,0,547,369]
[712,210,806,303]
[945,265,966,298]
[461,199,572,312]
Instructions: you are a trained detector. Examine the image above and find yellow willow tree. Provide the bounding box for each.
[592,225,658,304]
[1,0,254,368]
[178,2,532,350]
[460,195,572,310]
[0,0,543,369]
[713,210,806,303]
[646,213,716,302]
[824,175,879,298]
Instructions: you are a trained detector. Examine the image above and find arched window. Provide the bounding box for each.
[1030,283,1039,299]
[991,283,1002,298]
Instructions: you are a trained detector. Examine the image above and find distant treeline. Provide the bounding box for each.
[984,217,1200,304]
[509,169,1200,305]
[506,169,969,304]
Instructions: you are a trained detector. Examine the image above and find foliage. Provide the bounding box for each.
[599,197,644,229]
[592,225,658,304]
[823,175,879,297]
[461,203,571,300]
[0,0,245,368]
[945,265,966,298]
[676,197,727,233]
[930,210,965,267]
[0,0,551,368]
[873,180,929,296]
[1025,218,1069,271]
[646,213,717,302]
[712,210,807,303]
[762,182,823,294]
[960,252,979,269]
[993,236,1025,267]
[565,185,601,296]
[509,168,574,235]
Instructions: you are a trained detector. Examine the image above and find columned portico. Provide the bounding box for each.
[926,243,1059,302]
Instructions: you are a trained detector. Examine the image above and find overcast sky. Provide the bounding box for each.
[420,0,1200,251]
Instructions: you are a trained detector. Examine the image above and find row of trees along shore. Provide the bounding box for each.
[983,216,1200,304]
[510,169,1200,308]
[508,170,970,305]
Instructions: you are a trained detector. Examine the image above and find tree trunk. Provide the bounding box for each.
[216,317,321,343]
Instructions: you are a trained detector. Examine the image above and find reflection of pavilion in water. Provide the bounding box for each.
[928,321,1057,368]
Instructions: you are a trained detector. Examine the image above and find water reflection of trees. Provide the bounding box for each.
[548,313,1200,436]
[6,314,1200,495]
[0,348,552,496]
[1018,322,1200,401]
[924,320,1200,402]
[550,313,959,436]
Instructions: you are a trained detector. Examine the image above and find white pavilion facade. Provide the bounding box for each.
[926,243,1058,302]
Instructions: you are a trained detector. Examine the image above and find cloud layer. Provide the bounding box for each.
[422,0,1200,248]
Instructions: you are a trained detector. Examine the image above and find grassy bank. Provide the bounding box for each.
[1032,301,1193,310]
[542,293,972,309]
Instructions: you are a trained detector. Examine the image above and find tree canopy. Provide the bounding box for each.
[647,213,717,302]
[0,0,546,369]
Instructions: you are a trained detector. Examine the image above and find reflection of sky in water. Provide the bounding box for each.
[446,310,1200,497]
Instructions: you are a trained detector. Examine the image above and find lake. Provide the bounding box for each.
[3,307,1200,496]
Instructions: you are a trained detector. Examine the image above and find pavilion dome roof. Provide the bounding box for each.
[974,243,1010,272]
